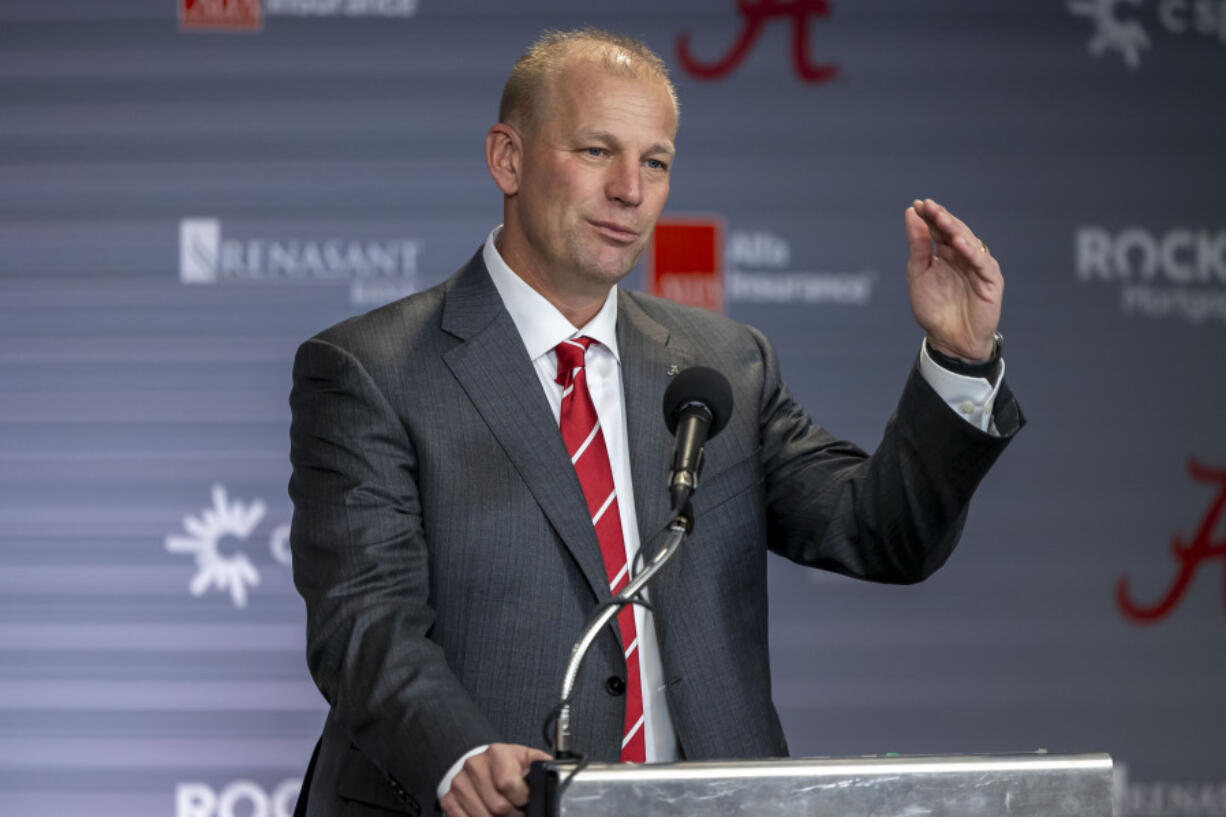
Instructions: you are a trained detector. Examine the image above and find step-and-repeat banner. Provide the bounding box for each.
[3,1,1224,815]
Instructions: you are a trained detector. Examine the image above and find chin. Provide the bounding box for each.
[575,250,639,286]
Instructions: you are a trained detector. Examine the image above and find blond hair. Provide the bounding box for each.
[498,28,679,133]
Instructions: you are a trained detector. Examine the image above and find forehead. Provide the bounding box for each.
[540,58,678,145]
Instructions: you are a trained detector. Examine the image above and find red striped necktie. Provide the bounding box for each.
[553,336,645,763]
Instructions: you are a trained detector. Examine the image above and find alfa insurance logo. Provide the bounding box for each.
[725,229,876,306]
[179,217,421,306]
[1067,0,1226,68]
[165,484,292,609]
[648,219,876,311]
[178,0,417,31]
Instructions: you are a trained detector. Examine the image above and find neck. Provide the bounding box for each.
[494,231,610,328]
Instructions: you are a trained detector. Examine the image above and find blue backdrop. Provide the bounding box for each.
[2,1,1225,814]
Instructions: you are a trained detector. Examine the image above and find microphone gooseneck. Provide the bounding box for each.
[662,367,734,512]
[549,367,732,761]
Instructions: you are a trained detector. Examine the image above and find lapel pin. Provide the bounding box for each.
[666,364,680,376]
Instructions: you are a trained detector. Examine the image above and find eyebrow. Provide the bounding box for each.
[579,129,676,157]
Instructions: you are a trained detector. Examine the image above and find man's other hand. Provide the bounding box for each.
[905,198,1004,362]
[440,742,552,817]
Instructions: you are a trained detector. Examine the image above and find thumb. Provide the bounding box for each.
[904,204,932,267]
[521,746,552,766]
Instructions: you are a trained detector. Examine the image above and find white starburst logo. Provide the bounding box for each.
[165,484,264,608]
[1068,0,1151,68]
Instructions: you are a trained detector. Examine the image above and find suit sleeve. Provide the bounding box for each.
[288,336,500,804]
[750,326,1023,583]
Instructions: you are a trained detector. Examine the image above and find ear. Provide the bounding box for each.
[485,123,521,196]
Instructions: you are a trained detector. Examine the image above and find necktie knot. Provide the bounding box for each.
[554,336,594,387]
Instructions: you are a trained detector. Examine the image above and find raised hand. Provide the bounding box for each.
[905,198,1003,362]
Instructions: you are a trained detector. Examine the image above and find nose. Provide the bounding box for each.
[605,156,642,207]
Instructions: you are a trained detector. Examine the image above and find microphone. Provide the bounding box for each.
[662,367,734,512]
[547,369,730,762]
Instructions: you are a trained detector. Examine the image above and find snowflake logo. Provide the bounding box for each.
[1068,0,1151,69]
[165,484,264,608]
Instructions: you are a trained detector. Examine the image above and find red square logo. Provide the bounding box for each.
[179,0,262,32]
[648,218,724,312]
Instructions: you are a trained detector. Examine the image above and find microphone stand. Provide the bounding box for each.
[553,509,693,759]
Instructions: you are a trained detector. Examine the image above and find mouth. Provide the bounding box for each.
[588,220,640,244]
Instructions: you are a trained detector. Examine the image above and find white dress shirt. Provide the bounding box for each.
[438,227,1004,799]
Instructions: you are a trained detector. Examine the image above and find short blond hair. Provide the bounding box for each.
[498,28,679,133]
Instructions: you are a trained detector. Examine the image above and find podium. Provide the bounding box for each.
[528,752,1113,816]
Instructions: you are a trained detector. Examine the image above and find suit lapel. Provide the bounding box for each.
[441,253,612,603]
[616,291,697,551]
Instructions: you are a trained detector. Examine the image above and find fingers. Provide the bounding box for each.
[955,234,998,283]
[913,198,969,245]
[447,770,498,817]
[489,745,536,808]
[912,198,1000,281]
[442,743,546,817]
[439,790,468,817]
[449,752,514,817]
[906,198,980,267]
[913,198,980,254]
[904,204,933,266]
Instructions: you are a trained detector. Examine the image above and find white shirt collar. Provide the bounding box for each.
[481,226,621,363]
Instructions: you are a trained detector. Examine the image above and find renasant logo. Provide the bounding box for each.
[179,217,421,306]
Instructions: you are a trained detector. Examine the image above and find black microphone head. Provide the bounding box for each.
[662,367,734,437]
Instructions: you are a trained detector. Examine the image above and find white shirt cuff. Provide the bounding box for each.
[437,744,490,801]
[917,340,1004,436]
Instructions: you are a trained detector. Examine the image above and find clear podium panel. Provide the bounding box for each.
[533,753,1113,817]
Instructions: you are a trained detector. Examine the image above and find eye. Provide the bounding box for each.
[584,147,608,158]
[645,158,669,171]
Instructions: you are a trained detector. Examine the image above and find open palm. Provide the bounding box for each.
[905,198,1003,362]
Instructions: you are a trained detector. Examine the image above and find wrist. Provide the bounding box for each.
[925,332,1003,379]
[926,333,998,364]
[438,745,489,800]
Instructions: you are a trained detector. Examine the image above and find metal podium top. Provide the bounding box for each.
[537,753,1114,817]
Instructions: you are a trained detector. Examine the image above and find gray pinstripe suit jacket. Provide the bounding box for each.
[287,251,1022,816]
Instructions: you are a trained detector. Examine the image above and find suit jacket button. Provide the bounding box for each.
[605,675,625,696]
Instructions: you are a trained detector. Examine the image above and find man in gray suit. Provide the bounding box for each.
[288,29,1021,817]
